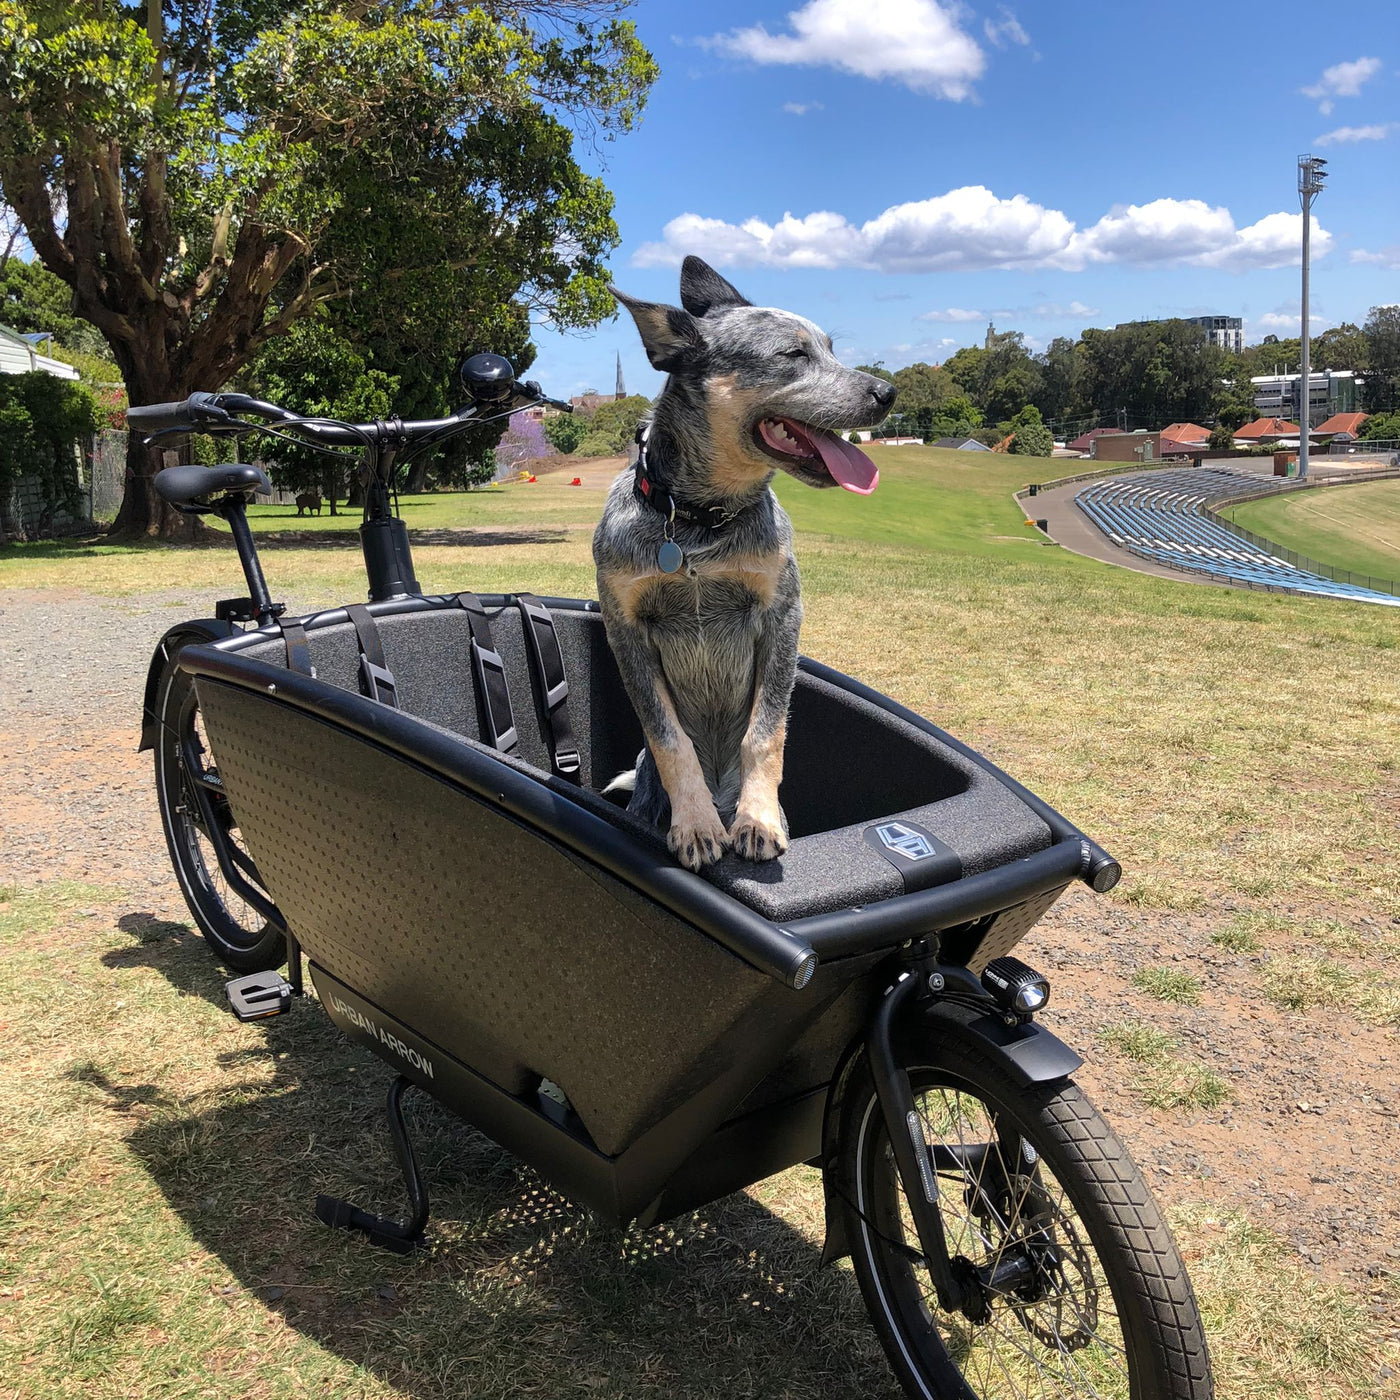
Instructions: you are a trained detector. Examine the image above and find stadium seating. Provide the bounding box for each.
[1074,468,1399,607]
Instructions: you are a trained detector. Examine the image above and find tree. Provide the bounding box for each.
[1363,305,1400,413]
[1208,423,1235,452]
[888,361,956,438]
[252,312,398,513]
[1006,404,1053,457]
[1360,410,1400,441]
[544,411,590,455]
[926,395,983,442]
[0,2,656,537]
[1034,336,1078,424]
[0,371,99,540]
[577,394,650,456]
[0,257,108,355]
[1076,321,1224,428]
[495,411,551,477]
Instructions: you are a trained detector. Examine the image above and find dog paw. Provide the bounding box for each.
[729,809,788,862]
[668,807,730,871]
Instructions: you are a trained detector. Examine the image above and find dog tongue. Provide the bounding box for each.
[809,426,879,495]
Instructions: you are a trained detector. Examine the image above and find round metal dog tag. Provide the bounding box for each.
[657,540,684,573]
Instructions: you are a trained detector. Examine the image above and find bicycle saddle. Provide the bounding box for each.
[155,463,272,505]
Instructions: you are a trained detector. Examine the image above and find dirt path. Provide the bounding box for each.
[2,585,1398,1309]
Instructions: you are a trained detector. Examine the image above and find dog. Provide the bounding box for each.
[593,256,896,872]
[295,492,322,516]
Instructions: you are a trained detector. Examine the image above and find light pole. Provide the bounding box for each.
[1297,154,1328,479]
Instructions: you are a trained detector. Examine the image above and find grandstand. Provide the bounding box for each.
[1074,468,1400,607]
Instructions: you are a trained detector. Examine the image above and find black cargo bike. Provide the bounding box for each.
[134,357,1212,1400]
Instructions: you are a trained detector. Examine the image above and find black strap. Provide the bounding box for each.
[633,422,741,531]
[280,617,314,677]
[453,592,518,754]
[515,594,581,784]
[345,603,398,708]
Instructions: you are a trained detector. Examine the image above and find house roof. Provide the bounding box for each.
[1314,411,1369,437]
[931,436,991,451]
[1066,427,1115,452]
[1160,435,1204,455]
[1233,417,1299,440]
[1160,421,1209,443]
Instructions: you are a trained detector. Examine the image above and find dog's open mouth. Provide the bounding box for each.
[755,418,879,494]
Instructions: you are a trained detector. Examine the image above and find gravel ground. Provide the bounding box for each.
[2,585,1398,1317]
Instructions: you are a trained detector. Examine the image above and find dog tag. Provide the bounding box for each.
[657,540,684,574]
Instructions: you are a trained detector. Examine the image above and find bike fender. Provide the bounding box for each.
[139,620,235,750]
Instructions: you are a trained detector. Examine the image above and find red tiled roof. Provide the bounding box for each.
[1233,417,1299,440]
[1066,427,1115,452]
[1314,411,1369,436]
[1160,421,1209,443]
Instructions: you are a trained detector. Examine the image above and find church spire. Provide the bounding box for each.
[615,351,625,400]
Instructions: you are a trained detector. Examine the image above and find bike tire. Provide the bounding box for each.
[153,647,285,973]
[836,1031,1213,1400]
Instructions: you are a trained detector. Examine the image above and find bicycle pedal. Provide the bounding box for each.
[225,971,292,1021]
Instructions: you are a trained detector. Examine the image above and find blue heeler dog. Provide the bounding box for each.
[593,256,896,871]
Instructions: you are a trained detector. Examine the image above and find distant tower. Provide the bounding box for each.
[985,321,996,350]
[615,351,626,400]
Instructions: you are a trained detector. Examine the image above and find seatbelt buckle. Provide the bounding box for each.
[554,746,582,780]
[360,656,398,707]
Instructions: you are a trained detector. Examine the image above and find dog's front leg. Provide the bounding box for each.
[598,593,729,871]
[731,569,801,862]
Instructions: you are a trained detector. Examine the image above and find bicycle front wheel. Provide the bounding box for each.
[836,1033,1213,1400]
[153,647,285,973]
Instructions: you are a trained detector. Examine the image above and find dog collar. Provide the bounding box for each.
[632,423,740,533]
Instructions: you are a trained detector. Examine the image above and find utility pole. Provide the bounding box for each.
[1297,154,1328,480]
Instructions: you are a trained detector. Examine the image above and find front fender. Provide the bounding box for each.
[818,981,1083,1265]
[138,620,235,750]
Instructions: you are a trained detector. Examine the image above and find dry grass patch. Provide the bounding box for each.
[1099,1022,1231,1112]
[1131,966,1204,1006]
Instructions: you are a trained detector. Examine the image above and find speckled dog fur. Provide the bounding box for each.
[593,257,896,871]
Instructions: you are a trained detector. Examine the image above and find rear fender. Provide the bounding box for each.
[818,981,1082,1265]
[138,620,235,750]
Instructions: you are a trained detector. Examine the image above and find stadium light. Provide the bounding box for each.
[1297,155,1329,480]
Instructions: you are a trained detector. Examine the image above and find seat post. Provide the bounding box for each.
[220,497,279,625]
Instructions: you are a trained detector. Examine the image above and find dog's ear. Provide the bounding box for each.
[679,256,751,317]
[610,286,703,372]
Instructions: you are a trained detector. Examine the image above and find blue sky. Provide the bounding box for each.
[530,0,1399,399]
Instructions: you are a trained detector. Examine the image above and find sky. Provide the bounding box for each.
[529,0,1400,400]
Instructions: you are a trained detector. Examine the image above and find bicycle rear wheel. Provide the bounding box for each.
[153,649,285,972]
[836,1034,1213,1399]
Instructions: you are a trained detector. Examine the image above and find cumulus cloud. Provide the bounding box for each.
[1252,311,1334,335]
[983,8,1030,47]
[632,188,1331,274]
[782,99,824,114]
[917,306,987,322]
[1315,122,1394,144]
[696,0,986,100]
[1300,56,1381,114]
[1352,246,1400,269]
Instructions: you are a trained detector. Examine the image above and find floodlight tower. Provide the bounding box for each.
[1297,154,1328,479]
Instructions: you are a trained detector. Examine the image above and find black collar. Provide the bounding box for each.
[632,423,741,532]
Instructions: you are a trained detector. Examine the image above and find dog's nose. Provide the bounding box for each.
[869,378,897,410]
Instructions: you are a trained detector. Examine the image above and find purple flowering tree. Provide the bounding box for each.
[494,412,551,478]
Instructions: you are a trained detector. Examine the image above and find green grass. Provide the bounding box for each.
[1222,477,1400,587]
[1211,919,1262,954]
[1099,1022,1230,1112]
[1131,966,1204,1006]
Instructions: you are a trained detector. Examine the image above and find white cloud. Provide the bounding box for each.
[1300,56,1381,114]
[1251,311,1334,335]
[983,8,1030,48]
[782,99,824,114]
[917,306,986,322]
[1352,246,1400,269]
[632,188,1332,274]
[1315,122,1394,144]
[696,0,986,100]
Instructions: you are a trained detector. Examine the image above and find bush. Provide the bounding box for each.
[1006,404,1053,457]
[1361,411,1400,441]
[575,395,651,456]
[0,372,100,537]
[848,430,862,445]
[543,412,589,454]
[1208,424,1235,452]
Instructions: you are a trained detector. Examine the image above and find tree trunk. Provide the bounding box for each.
[108,427,205,541]
[403,458,430,494]
[321,464,338,516]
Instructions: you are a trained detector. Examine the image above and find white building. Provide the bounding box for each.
[1251,368,1363,419]
[1184,315,1243,354]
[0,324,80,380]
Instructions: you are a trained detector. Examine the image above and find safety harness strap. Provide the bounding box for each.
[345,603,398,708]
[515,594,581,784]
[280,617,315,677]
[454,592,518,754]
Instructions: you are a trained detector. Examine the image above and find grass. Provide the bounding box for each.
[1222,477,1400,587]
[1131,966,1204,1006]
[5,443,1400,1395]
[1099,1022,1231,1112]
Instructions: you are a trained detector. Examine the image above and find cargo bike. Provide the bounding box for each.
[134,358,1212,1399]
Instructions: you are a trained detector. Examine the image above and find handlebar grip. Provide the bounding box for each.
[126,399,194,431]
[127,393,233,433]
[516,380,573,413]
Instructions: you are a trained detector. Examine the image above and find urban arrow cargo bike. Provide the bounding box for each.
[134,358,1213,1400]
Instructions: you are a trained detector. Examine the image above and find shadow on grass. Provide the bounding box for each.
[82,916,897,1399]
